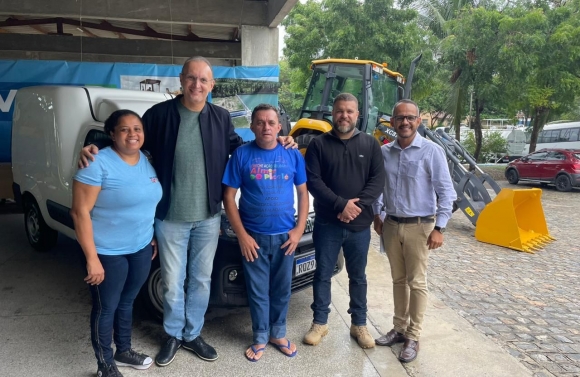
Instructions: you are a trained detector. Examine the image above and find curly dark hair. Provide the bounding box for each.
[104,109,143,137]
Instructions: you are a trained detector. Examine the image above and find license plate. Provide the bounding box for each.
[295,254,316,277]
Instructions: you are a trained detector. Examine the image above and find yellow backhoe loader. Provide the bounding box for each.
[289,56,554,253]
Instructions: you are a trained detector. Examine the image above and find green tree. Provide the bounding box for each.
[560,97,580,120]
[282,0,432,95]
[278,59,305,121]
[496,0,580,152]
[461,131,508,163]
[441,7,505,161]
[417,71,452,128]
[402,0,479,140]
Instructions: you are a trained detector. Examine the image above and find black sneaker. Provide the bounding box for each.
[155,337,181,367]
[114,349,153,370]
[96,363,123,377]
[182,336,218,361]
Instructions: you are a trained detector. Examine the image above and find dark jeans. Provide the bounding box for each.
[242,232,294,345]
[89,245,152,366]
[311,219,370,326]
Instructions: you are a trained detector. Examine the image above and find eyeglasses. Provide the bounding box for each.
[393,115,419,122]
[182,75,212,85]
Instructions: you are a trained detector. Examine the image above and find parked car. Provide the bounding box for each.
[11,86,344,319]
[504,148,580,192]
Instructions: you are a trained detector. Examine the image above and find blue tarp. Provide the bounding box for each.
[0,60,280,162]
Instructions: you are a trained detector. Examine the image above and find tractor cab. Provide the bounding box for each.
[290,59,408,151]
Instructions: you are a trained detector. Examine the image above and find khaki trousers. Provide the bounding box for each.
[382,218,434,341]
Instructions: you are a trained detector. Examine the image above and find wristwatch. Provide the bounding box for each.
[434,226,445,233]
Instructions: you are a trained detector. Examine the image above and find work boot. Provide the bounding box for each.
[350,324,375,349]
[303,323,329,345]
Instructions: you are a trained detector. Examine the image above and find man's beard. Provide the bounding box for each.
[333,121,355,134]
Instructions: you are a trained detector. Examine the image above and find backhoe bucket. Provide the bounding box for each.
[475,188,555,253]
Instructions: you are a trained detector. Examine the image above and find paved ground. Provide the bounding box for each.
[0,199,532,377]
[371,181,580,377]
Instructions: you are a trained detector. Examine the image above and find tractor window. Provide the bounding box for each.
[370,72,399,118]
[303,65,329,112]
[332,65,364,111]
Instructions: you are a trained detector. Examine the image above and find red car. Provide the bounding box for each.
[505,148,580,192]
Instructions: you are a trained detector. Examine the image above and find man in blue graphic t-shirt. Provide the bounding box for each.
[223,104,308,362]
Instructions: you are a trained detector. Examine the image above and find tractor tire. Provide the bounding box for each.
[295,133,318,155]
[24,198,58,251]
[555,174,572,192]
[505,168,519,185]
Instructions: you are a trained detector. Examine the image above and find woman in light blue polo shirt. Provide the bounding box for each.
[71,110,162,377]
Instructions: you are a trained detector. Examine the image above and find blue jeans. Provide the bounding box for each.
[155,215,220,341]
[311,219,370,326]
[89,245,152,366]
[243,232,294,345]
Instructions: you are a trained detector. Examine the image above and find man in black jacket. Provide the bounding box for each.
[143,57,238,367]
[303,93,384,349]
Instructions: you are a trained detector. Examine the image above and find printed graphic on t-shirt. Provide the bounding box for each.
[250,155,291,181]
[247,155,293,216]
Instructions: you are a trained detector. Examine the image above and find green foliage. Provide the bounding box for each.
[495,0,580,151]
[560,97,580,121]
[439,7,507,160]
[280,0,580,149]
[461,131,508,162]
[417,69,455,128]
[278,59,306,121]
[282,0,430,92]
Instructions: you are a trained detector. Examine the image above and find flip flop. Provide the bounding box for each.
[269,339,297,358]
[245,345,265,362]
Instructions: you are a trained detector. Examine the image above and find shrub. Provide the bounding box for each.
[462,131,508,162]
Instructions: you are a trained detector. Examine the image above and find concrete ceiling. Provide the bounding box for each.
[0,0,298,64]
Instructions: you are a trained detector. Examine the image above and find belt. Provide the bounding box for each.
[388,215,435,224]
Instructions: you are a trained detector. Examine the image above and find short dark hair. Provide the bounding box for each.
[104,109,142,136]
[392,99,420,116]
[251,103,280,124]
[333,93,358,106]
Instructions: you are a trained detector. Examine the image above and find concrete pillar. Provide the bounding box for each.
[241,25,279,66]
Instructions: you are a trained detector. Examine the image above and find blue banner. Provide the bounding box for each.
[0,60,280,162]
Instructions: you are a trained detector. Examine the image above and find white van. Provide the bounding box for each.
[11,85,337,318]
[460,128,527,162]
[485,128,527,162]
[11,86,169,248]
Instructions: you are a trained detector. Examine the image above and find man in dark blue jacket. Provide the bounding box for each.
[144,57,238,366]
